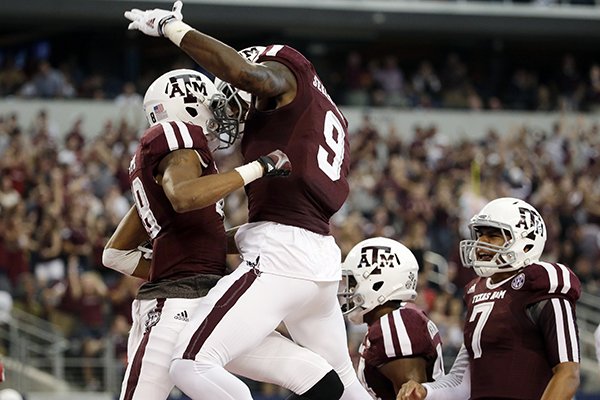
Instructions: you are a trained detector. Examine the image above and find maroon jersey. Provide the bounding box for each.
[358,304,444,400]
[242,45,350,235]
[129,121,227,283]
[463,261,580,399]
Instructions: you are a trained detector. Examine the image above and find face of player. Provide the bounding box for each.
[474,226,508,260]
[475,226,517,282]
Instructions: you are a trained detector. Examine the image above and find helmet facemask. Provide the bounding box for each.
[213,46,266,136]
[208,93,241,150]
[214,79,250,136]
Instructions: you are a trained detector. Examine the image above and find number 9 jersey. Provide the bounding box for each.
[241,45,350,236]
[463,261,581,400]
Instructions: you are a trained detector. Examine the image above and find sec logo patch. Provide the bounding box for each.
[511,273,525,290]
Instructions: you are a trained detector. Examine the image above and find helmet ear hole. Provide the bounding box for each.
[186,107,198,117]
[372,281,384,291]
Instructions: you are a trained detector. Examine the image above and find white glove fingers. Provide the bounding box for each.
[127,21,141,31]
[124,10,142,21]
[172,0,183,13]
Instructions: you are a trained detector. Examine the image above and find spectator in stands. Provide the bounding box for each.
[555,53,585,111]
[595,324,600,375]
[0,56,26,97]
[114,81,144,131]
[19,60,75,99]
[412,60,442,108]
[585,64,600,112]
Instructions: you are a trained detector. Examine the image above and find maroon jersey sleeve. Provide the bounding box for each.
[241,45,350,235]
[366,308,441,366]
[359,306,443,399]
[523,262,581,366]
[130,121,226,282]
[522,261,581,304]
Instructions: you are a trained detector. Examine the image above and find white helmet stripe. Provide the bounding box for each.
[174,120,193,148]
[160,122,179,151]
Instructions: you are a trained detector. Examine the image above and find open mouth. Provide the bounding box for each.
[477,252,493,261]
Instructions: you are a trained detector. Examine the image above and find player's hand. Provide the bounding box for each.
[257,150,292,177]
[398,380,427,400]
[124,0,183,37]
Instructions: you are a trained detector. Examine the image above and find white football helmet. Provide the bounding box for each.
[460,197,546,277]
[340,237,419,325]
[143,69,240,150]
[214,46,266,133]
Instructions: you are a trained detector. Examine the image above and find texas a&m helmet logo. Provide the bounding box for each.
[164,73,208,105]
[357,245,400,269]
[515,206,545,238]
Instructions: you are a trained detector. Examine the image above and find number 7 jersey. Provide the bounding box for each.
[463,261,580,400]
[241,45,350,235]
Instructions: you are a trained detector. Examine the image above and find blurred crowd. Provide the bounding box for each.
[335,52,600,112]
[1,49,600,113]
[0,105,599,396]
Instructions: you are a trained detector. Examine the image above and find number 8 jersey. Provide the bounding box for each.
[129,120,227,283]
[463,261,581,400]
[241,45,350,236]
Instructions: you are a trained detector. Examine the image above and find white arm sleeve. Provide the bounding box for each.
[423,344,471,400]
[102,248,142,275]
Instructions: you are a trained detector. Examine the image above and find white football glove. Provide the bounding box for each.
[124,0,183,37]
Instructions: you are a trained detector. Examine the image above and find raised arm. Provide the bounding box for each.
[125,1,295,100]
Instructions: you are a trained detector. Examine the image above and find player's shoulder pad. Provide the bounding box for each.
[140,121,208,154]
[520,261,581,302]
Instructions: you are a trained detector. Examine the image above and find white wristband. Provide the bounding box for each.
[164,20,193,47]
[234,161,264,185]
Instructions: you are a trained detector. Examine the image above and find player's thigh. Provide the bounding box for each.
[119,297,203,400]
[173,267,314,366]
[226,330,332,394]
[283,281,355,381]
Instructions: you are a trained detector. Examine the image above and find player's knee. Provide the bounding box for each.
[296,369,344,400]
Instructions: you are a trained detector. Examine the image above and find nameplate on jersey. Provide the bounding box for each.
[472,290,506,304]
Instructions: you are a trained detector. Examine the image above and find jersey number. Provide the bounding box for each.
[469,302,495,359]
[132,177,162,239]
[317,110,345,181]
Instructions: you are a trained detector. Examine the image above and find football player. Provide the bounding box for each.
[103,69,343,400]
[339,237,445,400]
[399,197,581,400]
[124,2,370,399]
